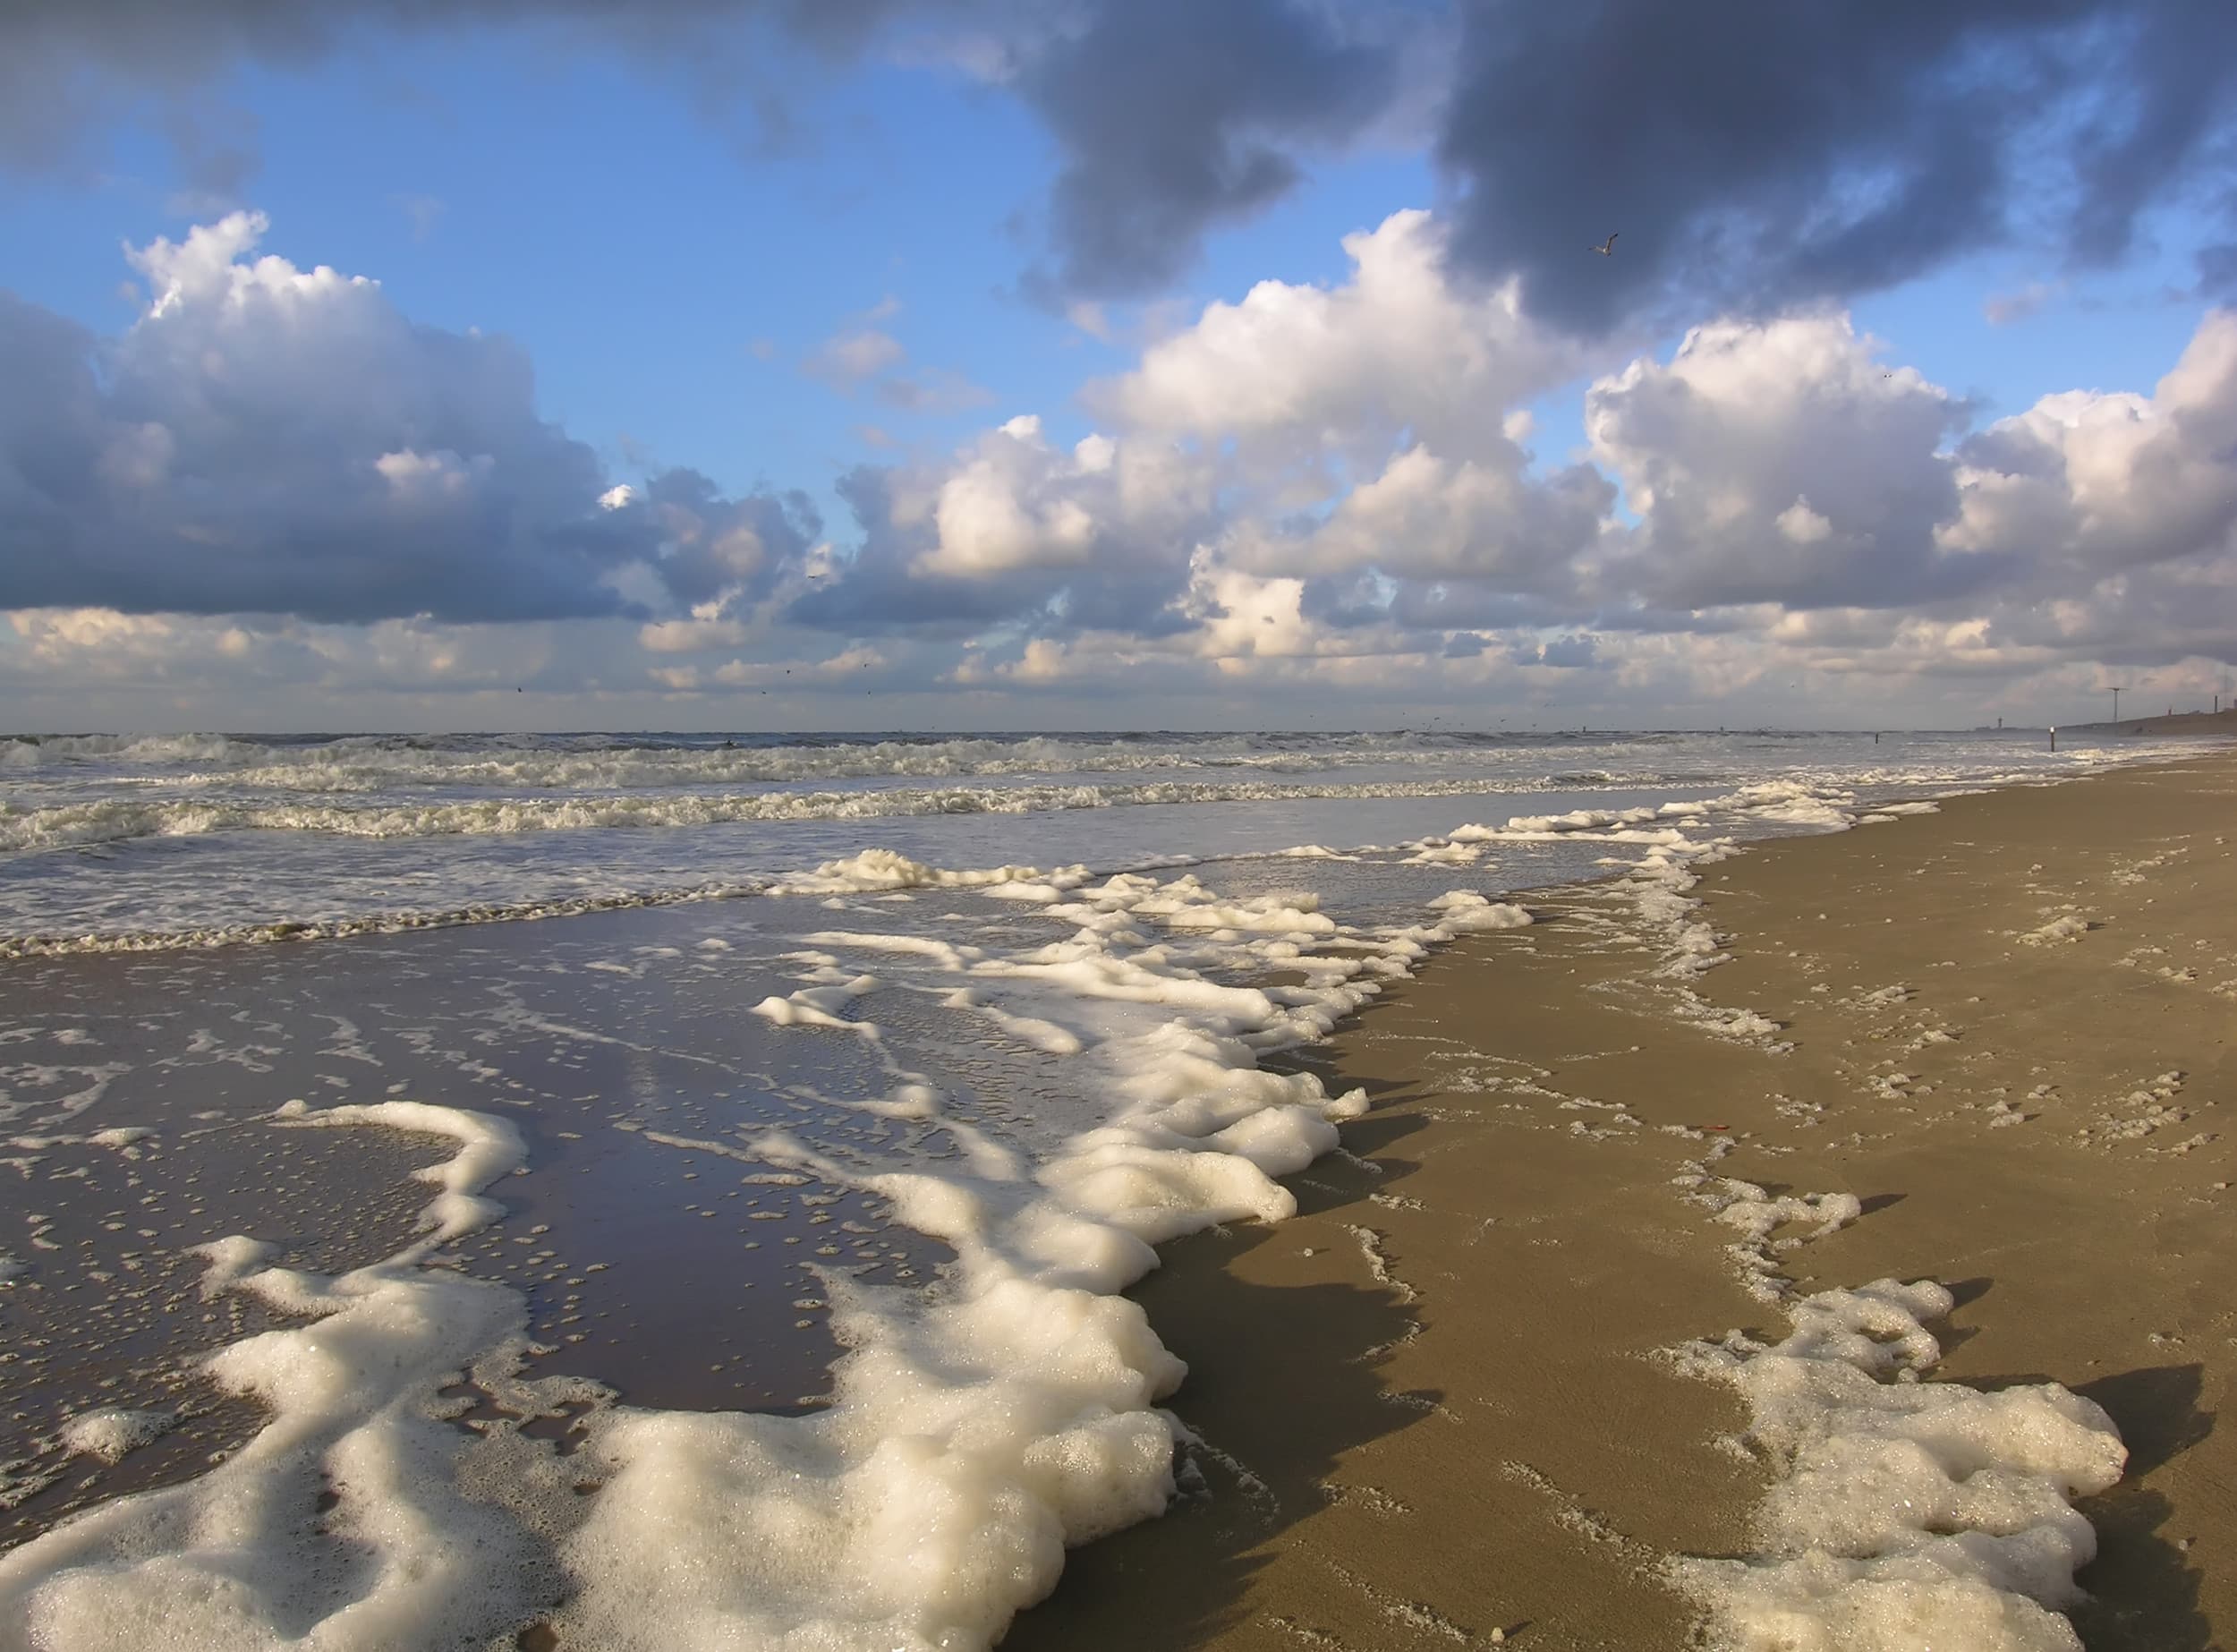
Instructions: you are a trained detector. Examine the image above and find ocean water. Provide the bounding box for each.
[0,728,2165,1648]
[0,727,2122,953]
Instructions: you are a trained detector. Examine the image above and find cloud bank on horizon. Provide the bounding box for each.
[3,0,2235,728]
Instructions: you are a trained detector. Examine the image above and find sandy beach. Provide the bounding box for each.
[1008,752,2236,1651]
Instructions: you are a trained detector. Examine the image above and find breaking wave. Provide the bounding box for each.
[4,774,1645,854]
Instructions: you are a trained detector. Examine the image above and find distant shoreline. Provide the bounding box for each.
[2056,706,2237,737]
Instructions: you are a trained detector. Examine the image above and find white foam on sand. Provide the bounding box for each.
[0,1100,546,1652]
[0,857,1543,1652]
[1424,890,1535,932]
[1675,1280,2125,1652]
[57,1409,172,1465]
[751,970,885,1035]
[769,849,1093,902]
[532,866,1530,1650]
[1668,1152,2121,1649]
[544,868,1530,1648]
[271,1096,528,1245]
[1676,1171,1864,1304]
[1620,786,2132,1652]
[1564,826,1799,1050]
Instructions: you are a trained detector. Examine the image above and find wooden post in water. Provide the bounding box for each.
[2050,726,2058,752]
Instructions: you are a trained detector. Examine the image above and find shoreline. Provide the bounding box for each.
[1007,754,2236,1651]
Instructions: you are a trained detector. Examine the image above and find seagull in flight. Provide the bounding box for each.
[1590,232,1618,257]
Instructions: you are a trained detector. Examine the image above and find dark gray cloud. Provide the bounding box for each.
[636,470,821,608]
[0,0,934,181]
[1515,633,1599,669]
[10,0,2233,323]
[0,0,913,79]
[1379,582,1578,634]
[1436,0,2237,332]
[2199,243,2237,302]
[1299,573,1400,631]
[0,217,803,624]
[1015,0,1404,297]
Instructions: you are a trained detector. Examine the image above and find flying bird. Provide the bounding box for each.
[1590,233,1618,257]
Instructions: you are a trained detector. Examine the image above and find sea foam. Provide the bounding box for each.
[1676,1281,2124,1652]
[0,858,1531,1652]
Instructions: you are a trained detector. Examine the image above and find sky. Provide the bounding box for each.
[4,0,2236,733]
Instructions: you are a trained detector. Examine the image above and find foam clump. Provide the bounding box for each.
[2020,915,2093,946]
[1124,877,1337,935]
[1401,839,1483,865]
[1680,1177,1863,1301]
[1425,890,1534,932]
[1501,805,1664,834]
[557,1272,1184,1652]
[272,1096,526,1244]
[775,849,1089,902]
[1678,1279,2125,1652]
[58,1409,172,1464]
[752,972,881,1033]
[188,1232,278,1298]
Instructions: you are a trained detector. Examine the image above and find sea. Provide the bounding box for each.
[0,727,2169,1649]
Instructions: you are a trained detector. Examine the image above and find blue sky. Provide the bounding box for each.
[4,31,1470,502]
[3,1,2234,731]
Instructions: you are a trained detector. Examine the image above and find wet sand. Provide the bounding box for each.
[1008,753,2236,1651]
[0,907,935,1549]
